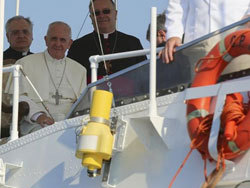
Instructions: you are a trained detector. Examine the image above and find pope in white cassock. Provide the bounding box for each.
[5,21,87,136]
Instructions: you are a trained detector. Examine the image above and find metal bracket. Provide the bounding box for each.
[101,160,116,188]
[0,158,23,188]
[112,117,127,152]
[101,117,127,188]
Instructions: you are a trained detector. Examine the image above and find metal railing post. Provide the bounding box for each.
[0,0,5,138]
[149,7,157,117]
[89,56,99,83]
[9,65,21,141]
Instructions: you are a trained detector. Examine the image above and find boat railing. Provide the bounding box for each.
[2,65,21,141]
[89,48,152,83]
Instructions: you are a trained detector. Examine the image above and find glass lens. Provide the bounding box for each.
[103,9,111,14]
[94,10,100,16]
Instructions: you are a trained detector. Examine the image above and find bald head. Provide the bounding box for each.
[45,21,73,59]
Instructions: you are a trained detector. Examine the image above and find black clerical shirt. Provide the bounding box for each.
[3,47,33,62]
[68,30,147,83]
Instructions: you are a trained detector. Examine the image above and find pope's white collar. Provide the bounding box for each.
[44,50,66,64]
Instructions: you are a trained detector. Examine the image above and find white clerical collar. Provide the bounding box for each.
[44,50,66,64]
[22,51,29,56]
[103,30,116,39]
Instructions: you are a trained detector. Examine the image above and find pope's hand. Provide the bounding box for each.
[37,114,54,127]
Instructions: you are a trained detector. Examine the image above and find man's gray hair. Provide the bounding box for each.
[89,0,115,12]
[47,21,72,38]
[146,11,167,41]
[5,16,33,33]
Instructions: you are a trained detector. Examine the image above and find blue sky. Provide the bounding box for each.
[3,0,168,53]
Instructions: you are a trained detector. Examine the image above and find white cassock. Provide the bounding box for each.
[5,50,87,135]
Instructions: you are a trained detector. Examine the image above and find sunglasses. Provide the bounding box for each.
[93,9,112,16]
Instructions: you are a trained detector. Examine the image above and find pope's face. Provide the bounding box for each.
[45,24,72,60]
[6,19,33,52]
[90,0,117,33]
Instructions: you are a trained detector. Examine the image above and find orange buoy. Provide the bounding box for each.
[186,29,250,160]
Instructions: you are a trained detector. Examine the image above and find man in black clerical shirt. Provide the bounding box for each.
[68,0,147,83]
[4,16,33,64]
[1,16,33,138]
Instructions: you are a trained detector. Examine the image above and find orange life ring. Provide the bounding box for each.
[186,29,250,160]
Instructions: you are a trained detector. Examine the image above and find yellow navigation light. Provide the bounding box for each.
[76,90,114,177]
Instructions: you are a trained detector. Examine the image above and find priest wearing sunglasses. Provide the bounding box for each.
[68,0,147,84]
